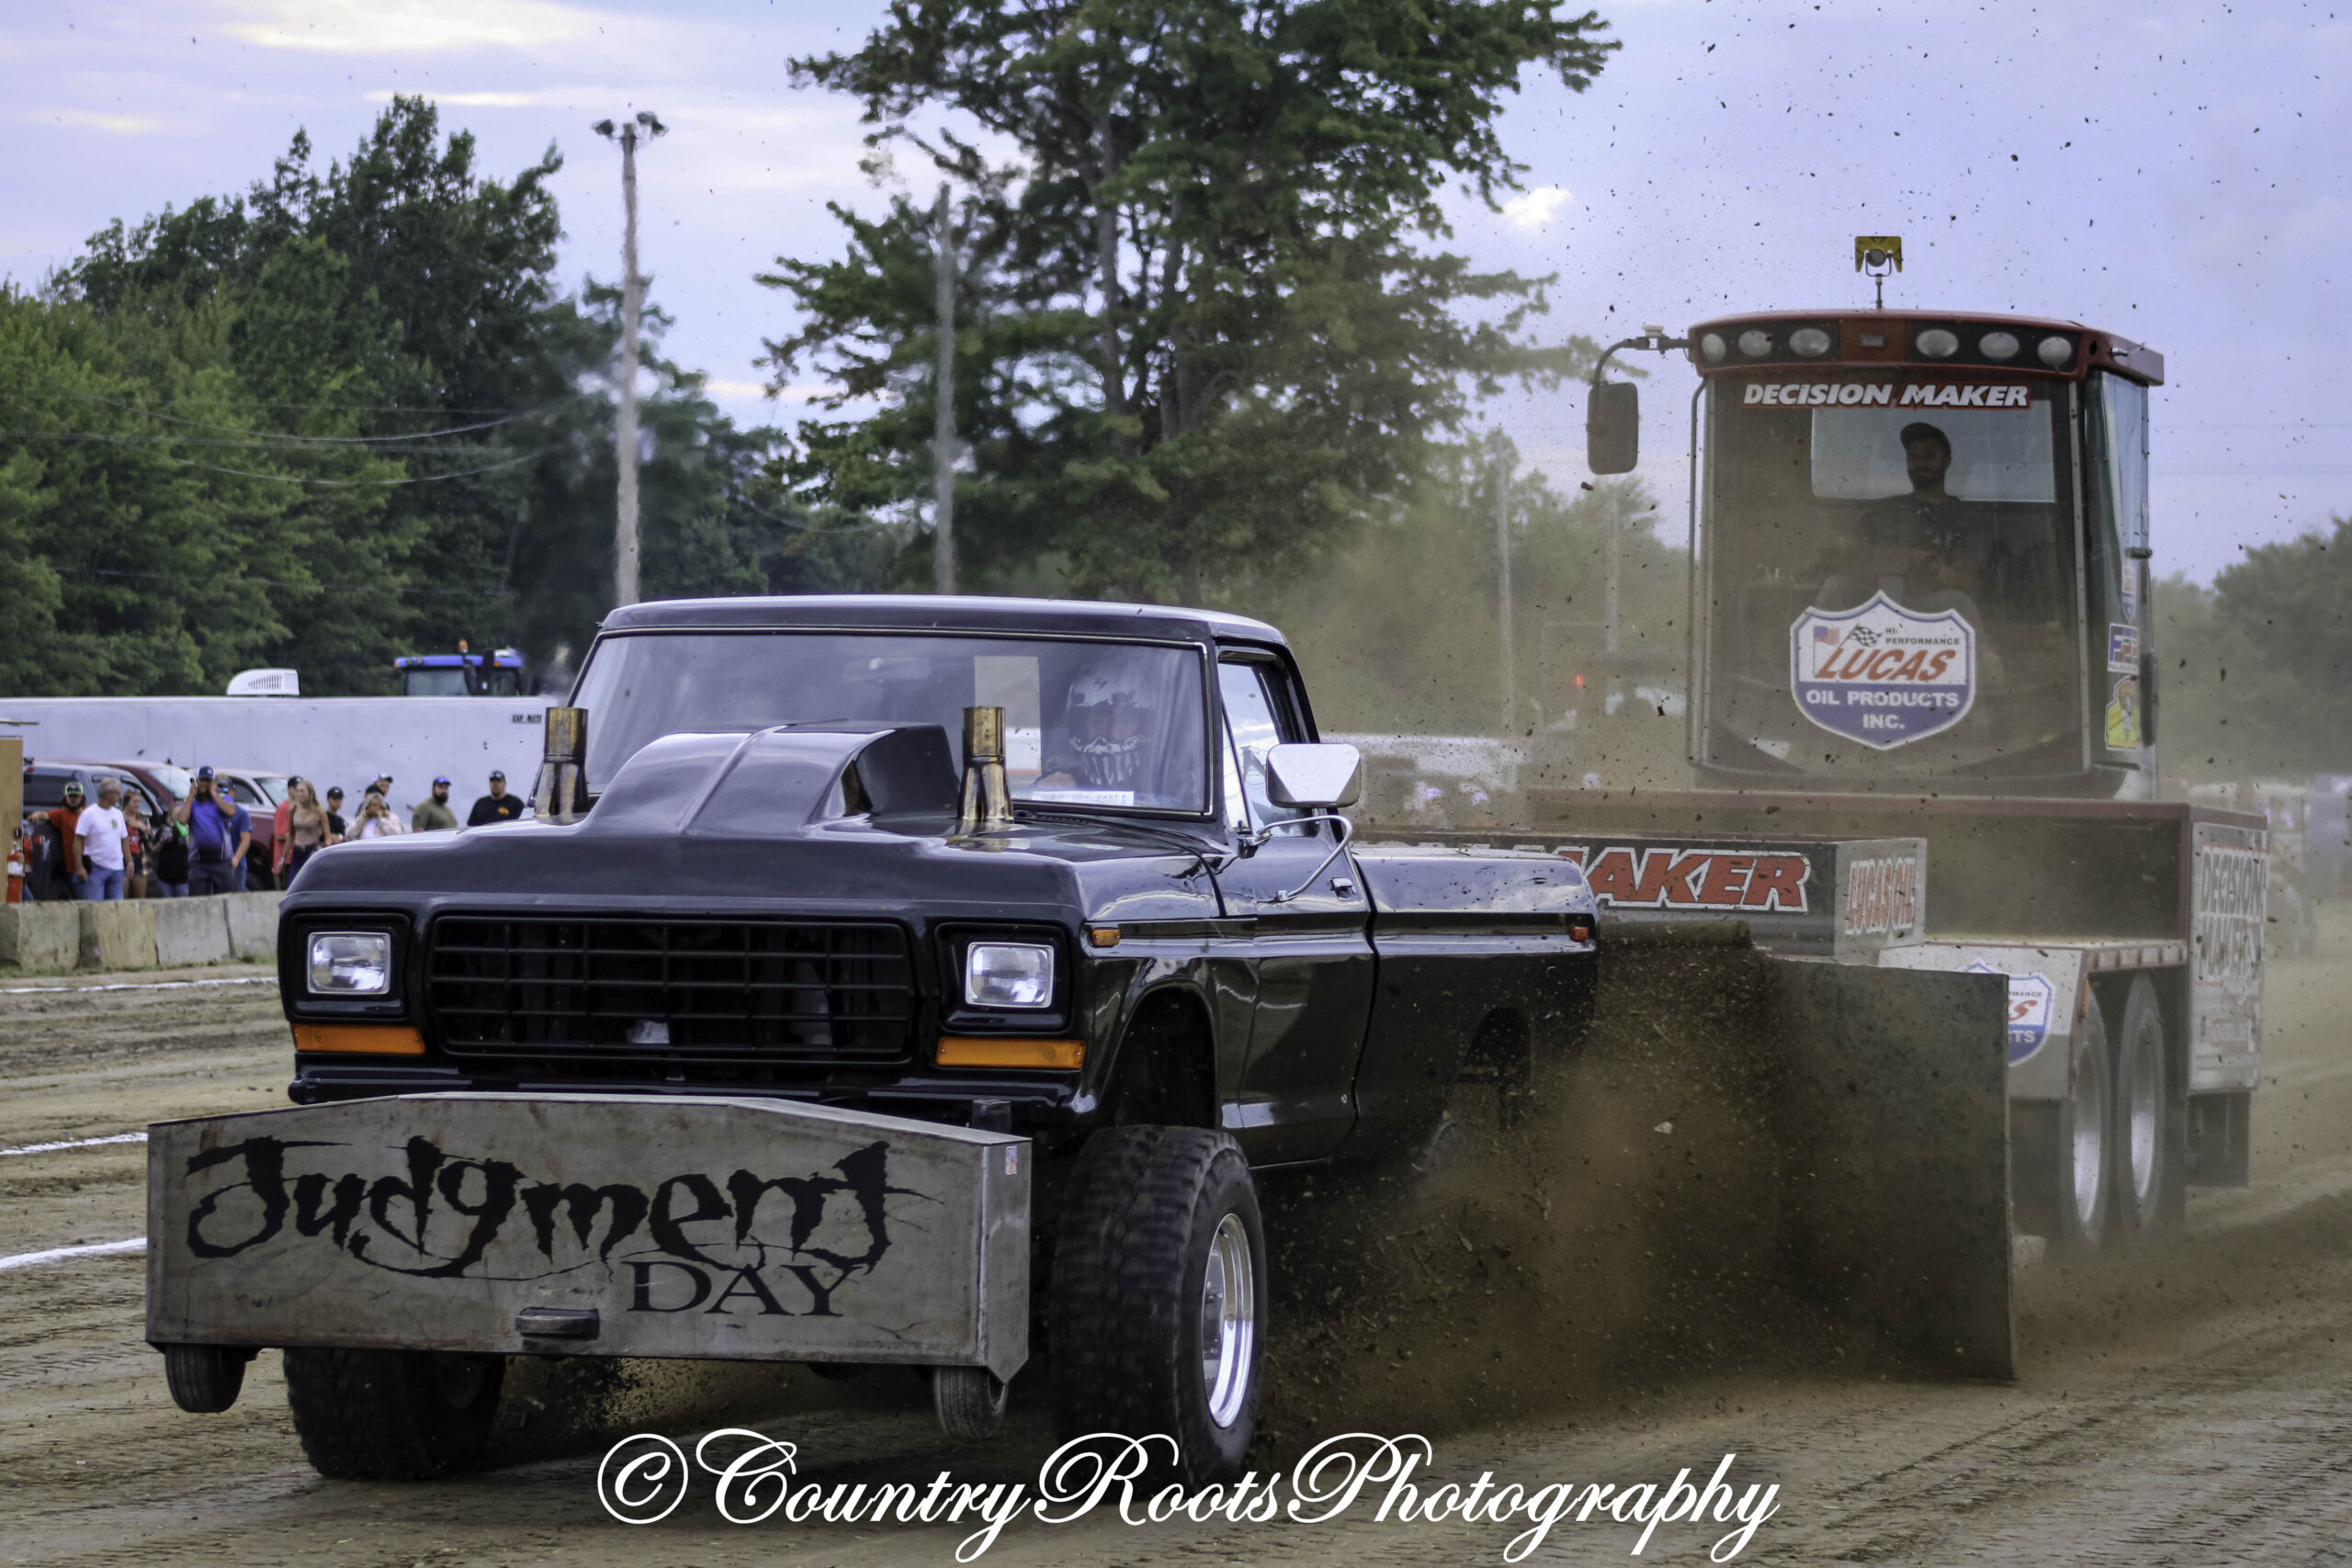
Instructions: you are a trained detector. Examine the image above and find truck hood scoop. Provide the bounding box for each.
[583,724,956,837]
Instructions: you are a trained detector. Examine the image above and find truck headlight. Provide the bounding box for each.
[309,932,392,996]
[964,942,1054,1009]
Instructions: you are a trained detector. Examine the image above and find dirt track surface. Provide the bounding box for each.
[4,931,2350,1566]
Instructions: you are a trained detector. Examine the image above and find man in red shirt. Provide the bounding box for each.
[47,778,86,897]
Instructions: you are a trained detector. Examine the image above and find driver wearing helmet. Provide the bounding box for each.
[1039,662,1156,797]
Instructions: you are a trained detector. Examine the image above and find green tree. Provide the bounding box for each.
[43,97,572,692]
[2153,518,2352,780]
[766,0,1616,602]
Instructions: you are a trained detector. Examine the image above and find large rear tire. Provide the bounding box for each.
[280,1348,504,1480]
[2114,975,2180,1238]
[1049,1126,1264,1484]
[2057,989,2114,1250]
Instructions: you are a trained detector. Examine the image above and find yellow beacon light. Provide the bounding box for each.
[1854,236,1903,308]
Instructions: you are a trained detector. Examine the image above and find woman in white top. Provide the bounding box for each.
[353,794,406,840]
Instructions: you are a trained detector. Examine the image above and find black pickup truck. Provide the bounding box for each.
[150,596,1599,1483]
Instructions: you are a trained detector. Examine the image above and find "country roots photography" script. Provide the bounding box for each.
[596,1430,1783,1562]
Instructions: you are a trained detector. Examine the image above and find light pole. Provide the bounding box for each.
[594,111,665,609]
[1496,452,1516,738]
[933,183,958,595]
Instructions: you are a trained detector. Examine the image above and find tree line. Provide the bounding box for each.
[11,1,2332,780]
[1,2,1626,705]
[2154,521,2352,782]
[0,98,890,697]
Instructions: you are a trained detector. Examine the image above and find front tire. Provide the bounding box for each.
[281,1348,504,1480]
[2057,989,2114,1250]
[163,1345,250,1414]
[1049,1127,1265,1484]
[933,1366,1010,1441]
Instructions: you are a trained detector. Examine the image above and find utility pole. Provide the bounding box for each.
[933,184,958,595]
[595,112,665,609]
[1496,453,1516,737]
[1605,507,1621,658]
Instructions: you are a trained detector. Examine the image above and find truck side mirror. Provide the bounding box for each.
[1265,743,1363,810]
[1587,380,1639,475]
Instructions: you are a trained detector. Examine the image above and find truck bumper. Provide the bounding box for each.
[145,1093,1030,1382]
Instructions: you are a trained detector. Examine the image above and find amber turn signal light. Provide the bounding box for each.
[1569,919,1594,942]
[293,1023,428,1055]
[935,1037,1085,1070]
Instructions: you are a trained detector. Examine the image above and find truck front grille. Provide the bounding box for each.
[424,916,915,1063]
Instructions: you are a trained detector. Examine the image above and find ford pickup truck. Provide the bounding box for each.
[148,595,1600,1484]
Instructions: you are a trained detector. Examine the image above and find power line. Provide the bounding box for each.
[0,389,571,417]
[150,446,554,488]
[51,565,512,599]
[729,495,913,536]
[0,429,512,457]
[0,362,572,444]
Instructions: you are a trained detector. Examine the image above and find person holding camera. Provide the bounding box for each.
[170,766,251,897]
[150,804,190,898]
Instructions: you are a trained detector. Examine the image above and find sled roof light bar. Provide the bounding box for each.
[1686,310,2163,386]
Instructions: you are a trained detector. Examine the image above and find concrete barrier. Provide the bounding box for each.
[0,891,278,972]
[222,892,282,962]
[153,899,235,968]
[79,902,157,971]
[0,904,80,971]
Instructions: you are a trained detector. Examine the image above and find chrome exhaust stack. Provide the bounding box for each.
[956,705,1013,834]
[533,706,589,824]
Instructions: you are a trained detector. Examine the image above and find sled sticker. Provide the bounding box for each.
[1790,591,1975,750]
[1968,961,2053,1066]
[2105,674,2142,750]
[2107,622,2141,675]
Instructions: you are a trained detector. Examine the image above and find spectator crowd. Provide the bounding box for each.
[18,767,528,902]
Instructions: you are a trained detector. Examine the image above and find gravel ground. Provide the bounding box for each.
[3,923,2348,1567]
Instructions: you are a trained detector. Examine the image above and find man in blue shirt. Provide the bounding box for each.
[171,766,252,897]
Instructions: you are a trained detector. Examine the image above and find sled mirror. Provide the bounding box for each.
[1587,380,1639,475]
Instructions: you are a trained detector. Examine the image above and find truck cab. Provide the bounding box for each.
[396,648,529,697]
[1607,310,2160,797]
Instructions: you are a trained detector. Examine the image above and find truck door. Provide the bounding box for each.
[1208,655,1375,1164]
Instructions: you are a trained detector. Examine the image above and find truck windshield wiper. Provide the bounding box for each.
[1010,807,1232,874]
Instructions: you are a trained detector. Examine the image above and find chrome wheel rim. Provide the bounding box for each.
[2071,1041,2109,1232]
[1199,1213,1256,1429]
[2127,1017,2161,1207]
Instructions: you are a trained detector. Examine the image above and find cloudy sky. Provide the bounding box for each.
[5,0,2345,582]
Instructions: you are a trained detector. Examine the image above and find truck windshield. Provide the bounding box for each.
[401,666,525,697]
[1702,373,2081,778]
[571,632,1210,814]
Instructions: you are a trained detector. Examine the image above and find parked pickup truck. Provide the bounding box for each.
[148,596,1599,1483]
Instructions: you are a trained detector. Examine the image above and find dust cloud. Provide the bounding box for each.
[1253,944,1836,1450]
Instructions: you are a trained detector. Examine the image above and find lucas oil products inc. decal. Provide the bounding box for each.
[1790,590,1975,750]
[1967,961,2054,1066]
